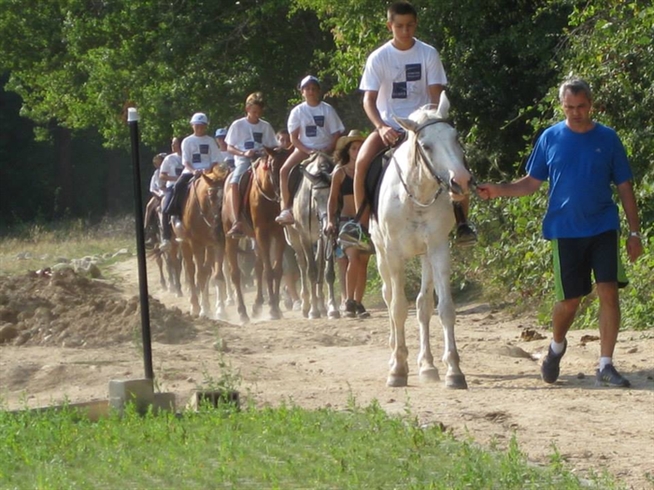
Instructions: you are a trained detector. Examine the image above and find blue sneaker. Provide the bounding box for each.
[595,364,631,388]
[541,339,567,384]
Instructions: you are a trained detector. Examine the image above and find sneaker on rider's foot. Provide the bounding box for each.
[595,364,631,388]
[159,239,171,252]
[343,299,357,318]
[227,222,245,240]
[275,208,295,225]
[355,302,370,319]
[455,223,477,247]
[540,339,567,384]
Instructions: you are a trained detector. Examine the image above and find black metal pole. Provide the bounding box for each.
[128,107,154,380]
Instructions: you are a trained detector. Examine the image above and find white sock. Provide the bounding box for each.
[550,339,566,355]
[599,357,612,371]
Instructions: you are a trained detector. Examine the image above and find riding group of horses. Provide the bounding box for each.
[149,94,474,389]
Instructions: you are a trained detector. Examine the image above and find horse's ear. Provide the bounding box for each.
[437,91,451,119]
[394,116,418,133]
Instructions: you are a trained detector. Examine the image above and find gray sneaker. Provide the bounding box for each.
[595,364,631,388]
[540,339,567,384]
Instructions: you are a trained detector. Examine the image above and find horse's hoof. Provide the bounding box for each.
[328,310,340,319]
[309,310,321,319]
[419,367,440,383]
[239,315,250,325]
[445,374,468,390]
[175,290,183,298]
[302,310,310,319]
[387,374,408,388]
[270,309,282,320]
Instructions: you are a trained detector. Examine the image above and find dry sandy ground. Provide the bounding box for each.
[1,257,653,489]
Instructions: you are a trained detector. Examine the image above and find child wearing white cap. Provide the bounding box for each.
[275,75,344,225]
[160,112,222,251]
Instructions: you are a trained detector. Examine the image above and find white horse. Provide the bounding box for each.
[370,92,472,389]
[285,153,340,319]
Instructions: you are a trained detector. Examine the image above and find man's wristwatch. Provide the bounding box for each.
[629,231,642,239]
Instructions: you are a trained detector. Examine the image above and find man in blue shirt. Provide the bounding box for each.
[477,78,643,387]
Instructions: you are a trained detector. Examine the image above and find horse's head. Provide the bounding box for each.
[262,146,292,174]
[394,92,472,201]
[204,162,230,182]
[300,152,333,190]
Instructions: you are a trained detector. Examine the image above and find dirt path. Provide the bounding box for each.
[1,257,653,488]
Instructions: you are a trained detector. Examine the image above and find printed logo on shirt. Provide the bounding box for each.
[313,115,325,127]
[244,141,255,150]
[392,81,408,99]
[192,153,202,164]
[405,63,422,82]
[306,125,318,137]
[199,144,209,154]
[253,132,263,144]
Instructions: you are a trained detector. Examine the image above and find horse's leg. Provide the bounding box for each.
[269,233,284,320]
[213,243,228,321]
[430,243,467,389]
[170,244,183,297]
[196,247,211,318]
[181,242,200,316]
[226,238,249,324]
[315,236,328,317]
[223,259,234,306]
[416,255,439,383]
[155,251,167,290]
[251,239,265,318]
[378,247,409,387]
[325,239,340,319]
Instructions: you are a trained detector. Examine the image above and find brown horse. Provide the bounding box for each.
[223,147,290,323]
[179,165,230,319]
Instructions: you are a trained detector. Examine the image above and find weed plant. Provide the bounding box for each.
[0,400,622,490]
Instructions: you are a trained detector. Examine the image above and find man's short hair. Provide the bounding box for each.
[387,1,417,22]
[559,78,592,102]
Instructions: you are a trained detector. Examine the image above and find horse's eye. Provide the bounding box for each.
[421,143,431,152]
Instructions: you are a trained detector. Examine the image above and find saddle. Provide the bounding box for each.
[363,149,393,219]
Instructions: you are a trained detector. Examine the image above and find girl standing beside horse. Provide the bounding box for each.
[325,130,371,319]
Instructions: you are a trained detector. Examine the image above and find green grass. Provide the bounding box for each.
[0,400,621,490]
[0,216,135,277]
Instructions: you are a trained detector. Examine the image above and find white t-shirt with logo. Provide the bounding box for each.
[181,134,222,173]
[149,168,165,194]
[287,101,344,151]
[160,153,183,187]
[360,39,448,129]
[225,117,277,167]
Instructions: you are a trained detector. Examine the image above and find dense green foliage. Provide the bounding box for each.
[1,0,651,327]
[0,402,619,489]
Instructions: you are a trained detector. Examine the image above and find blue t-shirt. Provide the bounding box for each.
[526,121,633,239]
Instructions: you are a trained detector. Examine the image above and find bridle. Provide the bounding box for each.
[392,118,470,208]
[252,152,282,203]
[191,174,224,229]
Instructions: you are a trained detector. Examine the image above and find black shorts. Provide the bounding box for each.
[552,230,628,301]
